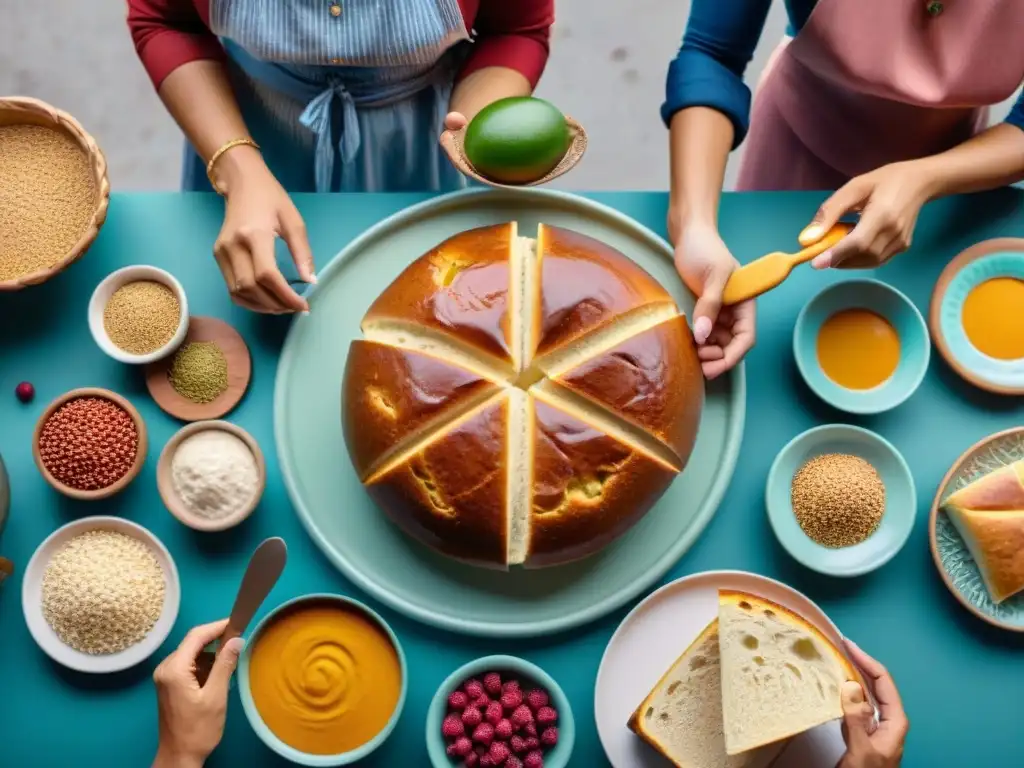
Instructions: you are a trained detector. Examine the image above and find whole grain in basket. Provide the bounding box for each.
[0,124,97,283]
[41,530,165,654]
[103,280,181,355]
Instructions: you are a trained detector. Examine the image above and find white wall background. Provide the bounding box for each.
[1,0,1018,191]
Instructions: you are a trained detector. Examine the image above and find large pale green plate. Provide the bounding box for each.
[274,188,745,637]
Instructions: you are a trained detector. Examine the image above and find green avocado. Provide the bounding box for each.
[463,97,571,184]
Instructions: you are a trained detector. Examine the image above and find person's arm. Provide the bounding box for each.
[664,0,773,231]
[127,0,225,91]
[915,121,1024,199]
[449,0,553,120]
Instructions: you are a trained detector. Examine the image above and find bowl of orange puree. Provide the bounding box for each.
[239,594,407,765]
[794,279,930,414]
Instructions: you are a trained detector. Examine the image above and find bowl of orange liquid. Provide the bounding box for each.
[238,593,407,765]
[929,238,1024,395]
[794,279,929,414]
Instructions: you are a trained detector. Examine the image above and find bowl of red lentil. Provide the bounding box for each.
[88,265,189,364]
[0,96,109,291]
[32,388,148,501]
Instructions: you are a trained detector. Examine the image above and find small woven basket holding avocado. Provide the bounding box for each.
[442,97,587,187]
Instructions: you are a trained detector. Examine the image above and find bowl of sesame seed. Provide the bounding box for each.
[765,424,917,577]
[21,515,180,673]
[88,265,189,365]
[32,387,148,501]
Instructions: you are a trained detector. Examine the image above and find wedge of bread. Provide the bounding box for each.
[718,591,857,756]
[942,460,1024,603]
[629,619,784,768]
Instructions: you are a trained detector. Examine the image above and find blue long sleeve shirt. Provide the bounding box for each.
[663,0,1024,148]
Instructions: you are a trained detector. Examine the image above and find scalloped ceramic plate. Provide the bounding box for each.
[929,239,1024,395]
[930,427,1024,631]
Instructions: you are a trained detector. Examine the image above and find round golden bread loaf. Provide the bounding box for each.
[342,222,704,568]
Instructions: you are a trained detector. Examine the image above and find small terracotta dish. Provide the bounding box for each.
[88,265,189,365]
[145,316,252,421]
[157,420,266,532]
[440,117,587,188]
[929,426,1024,632]
[21,515,180,674]
[32,388,148,501]
[929,238,1024,395]
[0,96,109,292]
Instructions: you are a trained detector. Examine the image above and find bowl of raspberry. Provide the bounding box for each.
[426,655,575,768]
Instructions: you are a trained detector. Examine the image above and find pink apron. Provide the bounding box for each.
[736,0,1024,191]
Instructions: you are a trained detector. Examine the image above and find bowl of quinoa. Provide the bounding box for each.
[32,388,148,500]
[21,516,180,673]
[0,96,109,291]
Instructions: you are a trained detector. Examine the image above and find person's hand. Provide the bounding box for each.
[152,619,244,768]
[801,161,933,270]
[215,158,315,314]
[836,639,909,768]
[440,111,468,170]
[670,218,756,379]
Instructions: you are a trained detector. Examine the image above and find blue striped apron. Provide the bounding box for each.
[182,0,471,193]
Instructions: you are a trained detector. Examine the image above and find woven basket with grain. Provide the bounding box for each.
[0,96,109,291]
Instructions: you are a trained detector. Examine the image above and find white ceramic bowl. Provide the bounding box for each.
[88,265,189,364]
[22,516,181,673]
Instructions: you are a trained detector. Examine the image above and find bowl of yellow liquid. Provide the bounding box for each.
[930,239,1024,395]
[794,279,929,414]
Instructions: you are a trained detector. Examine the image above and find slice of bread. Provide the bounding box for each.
[943,460,1024,603]
[718,591,857,756]
[628,620,783,768]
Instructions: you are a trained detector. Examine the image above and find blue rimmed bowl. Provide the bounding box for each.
[238,593,408,766]
[930,238,1024,395]
[766,424,917,577]
[426,655,575,768]
[794,278,930,414]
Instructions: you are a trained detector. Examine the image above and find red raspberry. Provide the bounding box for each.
[505,757,524,768]
[479,756,494,768]
[540,727,558,747]
[501,688,524,711]
[472,723,495,746]
[502,680,521,694]
[485,701,504,725]
[472,694,492,709]
[536,706,558,725]
[448,743,460,757]
[449,690,470,710]
[525,689,549,711]
[452,736,474,757]
[442,714,465,738]
[510,734,528,753]
[495,719,514,739]
[464,753,480,768]
[464,679,485,699]
[483,671,503,696]
[524,751,544,768]
[488,741,511,764]
[462,706,483,727]
[510,705,534,728]
[524,737,540,750]
[524,723,538,738]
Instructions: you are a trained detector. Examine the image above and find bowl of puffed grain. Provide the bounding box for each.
[0,96,109,291]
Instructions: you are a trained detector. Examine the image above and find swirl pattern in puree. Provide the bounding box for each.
[249,603,402,755]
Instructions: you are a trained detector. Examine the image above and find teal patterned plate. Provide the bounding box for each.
[274,188,745,637]
[929,427,1024,631]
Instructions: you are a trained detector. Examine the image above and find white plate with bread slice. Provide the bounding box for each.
[595,570,868,767]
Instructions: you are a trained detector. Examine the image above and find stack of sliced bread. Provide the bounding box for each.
[629,590,858,767]
[942,459,1024,604]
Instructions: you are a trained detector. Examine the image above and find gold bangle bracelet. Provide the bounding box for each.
[206,138,260,194]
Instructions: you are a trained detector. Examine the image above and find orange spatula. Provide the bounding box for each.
[722,223,853,306]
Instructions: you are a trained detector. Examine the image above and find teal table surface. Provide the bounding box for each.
[2,190,1023,767]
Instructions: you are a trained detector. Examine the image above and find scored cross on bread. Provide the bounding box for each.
[342,222,704,568]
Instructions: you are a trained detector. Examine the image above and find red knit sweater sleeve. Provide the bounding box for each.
[127,0,224,90]
[458,0,553,88]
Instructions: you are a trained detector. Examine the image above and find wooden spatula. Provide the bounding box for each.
[722,223,853,306]
[440,116,588,188]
